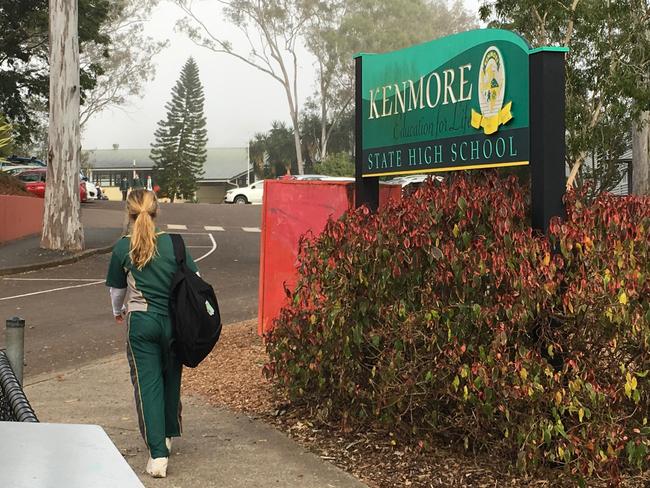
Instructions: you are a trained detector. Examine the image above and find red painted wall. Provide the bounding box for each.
[258,180,401,336]
[0,195,44,243]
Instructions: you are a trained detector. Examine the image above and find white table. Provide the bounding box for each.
[0,422,144,488]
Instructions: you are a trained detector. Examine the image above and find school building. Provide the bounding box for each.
[83,146,252,203]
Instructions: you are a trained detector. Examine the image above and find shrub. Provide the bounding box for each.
[264,173,650,483]
[316,152,354,177]
[0,172,31,196]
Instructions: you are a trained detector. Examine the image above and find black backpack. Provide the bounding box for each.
[169,234,222,367]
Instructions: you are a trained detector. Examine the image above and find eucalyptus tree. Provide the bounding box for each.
[43,0,84,251]
[481,0,650,195]
[631,0,650,195]
[175,0,324,175]
[80,0,168,128]
[304,0,475,162]
[0,0,111,146]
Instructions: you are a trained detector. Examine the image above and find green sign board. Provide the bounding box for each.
[358,29,533,177]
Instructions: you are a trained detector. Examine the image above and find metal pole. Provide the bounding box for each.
[5,317,25,385]
[247,142,251,186]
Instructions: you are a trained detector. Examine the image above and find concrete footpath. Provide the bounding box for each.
[24,354,367,488]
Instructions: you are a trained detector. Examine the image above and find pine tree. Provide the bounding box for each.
[150,57,207,202]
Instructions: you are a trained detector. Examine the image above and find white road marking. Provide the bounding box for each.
[242,227,261,233]
[0,280,105,301]
[2,278,103,282]
[1,232,218,301]
[204,226,225,232]
[167,224,187,230]
[195,233,217,262]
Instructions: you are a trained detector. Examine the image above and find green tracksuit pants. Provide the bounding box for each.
[126,311,182,458]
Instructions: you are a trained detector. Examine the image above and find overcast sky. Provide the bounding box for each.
[81,0,483,150]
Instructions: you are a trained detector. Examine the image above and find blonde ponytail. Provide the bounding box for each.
[126,189,159,270]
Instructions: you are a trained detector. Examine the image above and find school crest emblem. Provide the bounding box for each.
[471,46,513,135]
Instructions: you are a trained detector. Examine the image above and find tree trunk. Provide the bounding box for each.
[280,64,304,175]
[320,102,328,162]
[42,0,84,251]
[288,104,304,175]
[631,111,650,195]
[319,62,328,162]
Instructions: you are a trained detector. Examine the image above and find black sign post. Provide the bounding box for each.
[529,49,567,233]
[354,56,379,211]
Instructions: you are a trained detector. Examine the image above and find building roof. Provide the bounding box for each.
[620,148,632,160]
[84,147,249,182]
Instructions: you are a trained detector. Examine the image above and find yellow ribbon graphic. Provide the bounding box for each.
[471,101,513,135]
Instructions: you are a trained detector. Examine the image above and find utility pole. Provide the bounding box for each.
[42,0,84,251]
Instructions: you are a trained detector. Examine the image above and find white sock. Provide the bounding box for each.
[166,437,173,453]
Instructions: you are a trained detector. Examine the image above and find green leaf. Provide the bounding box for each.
[555,421,569,440]
[430,247,443,260]
[458,196,467,211]
[547,344,554,358]
[462,231,471,248]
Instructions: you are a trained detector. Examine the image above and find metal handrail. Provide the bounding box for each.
[0,350,38,422]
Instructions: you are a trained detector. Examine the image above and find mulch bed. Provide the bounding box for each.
[0,172,32,196]
[182,319,274,414]
[183,320,648,488]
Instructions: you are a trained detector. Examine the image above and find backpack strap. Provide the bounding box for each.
[170,233,186,266]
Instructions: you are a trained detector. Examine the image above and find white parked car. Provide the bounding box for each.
[224,181,264,204]
[287,174,355,182]
[386,174,443,188]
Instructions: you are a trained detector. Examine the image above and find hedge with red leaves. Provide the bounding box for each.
[264,174,649,483]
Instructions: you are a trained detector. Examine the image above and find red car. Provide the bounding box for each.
[16,169,87,202]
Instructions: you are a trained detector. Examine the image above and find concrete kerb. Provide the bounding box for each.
[0,245,114,277]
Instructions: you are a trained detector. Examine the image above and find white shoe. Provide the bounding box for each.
[146,457,168,478]
[166,437,173,454]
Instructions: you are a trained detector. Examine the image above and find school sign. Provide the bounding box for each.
[354,29,568,232]
[359,30,532,177]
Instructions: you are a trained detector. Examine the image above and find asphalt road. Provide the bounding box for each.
[0,201,262,377]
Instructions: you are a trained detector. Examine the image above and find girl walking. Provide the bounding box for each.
[106,189,198,478]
